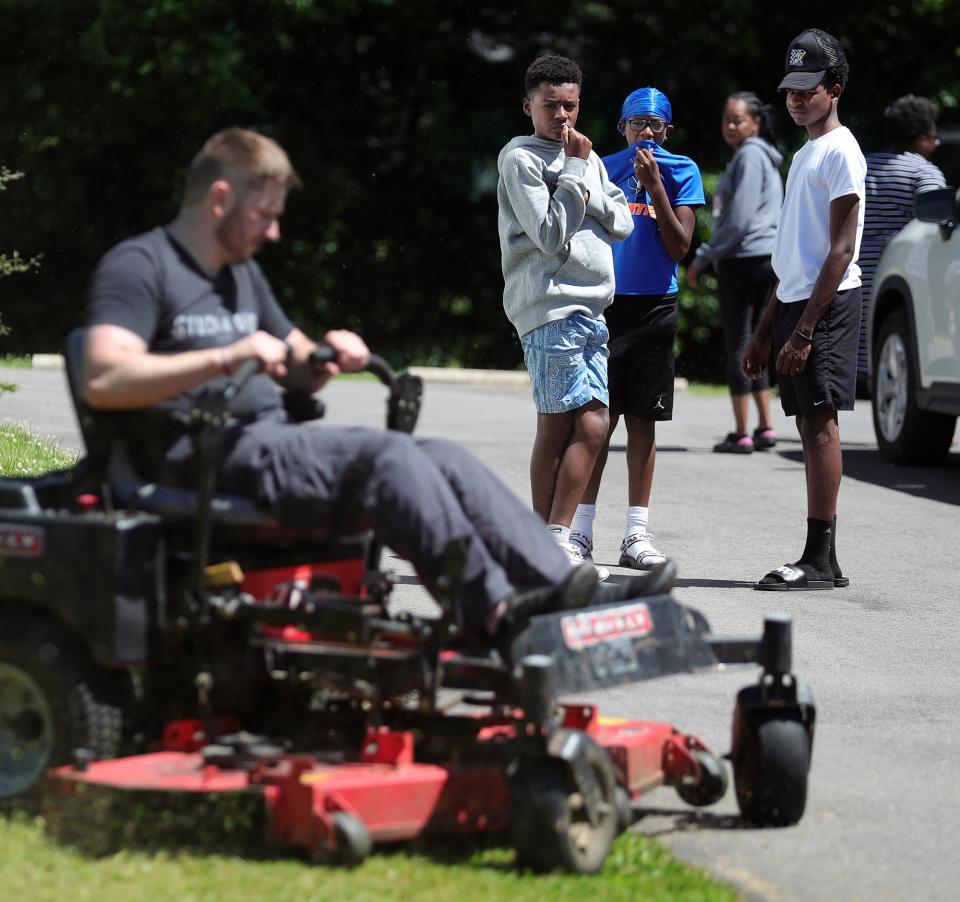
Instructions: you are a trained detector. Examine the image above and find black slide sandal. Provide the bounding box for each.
[755,562,835,591]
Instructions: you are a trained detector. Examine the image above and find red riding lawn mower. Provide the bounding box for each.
[0,331,815,873]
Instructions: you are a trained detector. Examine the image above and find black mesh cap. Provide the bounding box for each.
[779,29,846,91]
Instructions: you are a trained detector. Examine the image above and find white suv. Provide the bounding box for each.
[868,186,960,464]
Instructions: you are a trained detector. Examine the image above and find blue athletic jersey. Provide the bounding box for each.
[602,141,704,296]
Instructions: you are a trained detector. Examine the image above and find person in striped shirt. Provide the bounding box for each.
[857,95,946,395]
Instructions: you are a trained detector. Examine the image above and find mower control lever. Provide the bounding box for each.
[309,343,337,367]
[309,343,396,390]
[307,343,421,434]
[224,357,263,403]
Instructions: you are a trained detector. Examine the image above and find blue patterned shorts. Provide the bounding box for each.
[521,313,609,413]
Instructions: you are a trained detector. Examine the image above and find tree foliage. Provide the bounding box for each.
[1,0,958,378]
[1,166,42,347]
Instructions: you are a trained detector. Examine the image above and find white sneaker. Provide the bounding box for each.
[567,532,608,581]
[619,532,668,571]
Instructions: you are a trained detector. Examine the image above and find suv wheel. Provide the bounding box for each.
[872,309,956,464]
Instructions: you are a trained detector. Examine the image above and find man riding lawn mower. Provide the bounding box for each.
[0,129,815,871]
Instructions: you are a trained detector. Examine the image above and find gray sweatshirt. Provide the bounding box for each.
[497,136,633,338]
[693,137,784,267]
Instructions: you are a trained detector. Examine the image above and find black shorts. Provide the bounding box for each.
[604,295,678,420]
[773,287,861,417]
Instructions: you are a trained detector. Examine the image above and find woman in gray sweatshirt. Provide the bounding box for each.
[687,92,784,454]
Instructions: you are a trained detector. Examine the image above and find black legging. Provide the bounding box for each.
[716,255,775,395]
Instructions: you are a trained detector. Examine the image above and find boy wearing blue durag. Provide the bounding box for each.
[570,88,704,571]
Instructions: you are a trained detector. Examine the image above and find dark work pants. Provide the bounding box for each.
[717,256,775,395]
[216,411,570,636]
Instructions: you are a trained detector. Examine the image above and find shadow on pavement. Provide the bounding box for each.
[674,578,756,589]
[609,444,693,454]
[780,448,960,506]
[631,806,746,836]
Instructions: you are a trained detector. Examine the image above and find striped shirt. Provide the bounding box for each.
[858,151,946,372]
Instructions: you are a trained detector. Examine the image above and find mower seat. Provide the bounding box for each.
[64,329,276,528]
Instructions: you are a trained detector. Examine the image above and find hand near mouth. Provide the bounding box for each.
[561,125,592,160]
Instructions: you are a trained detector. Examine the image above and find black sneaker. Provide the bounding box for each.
[493,563,598,663]
[502,562,598,625]
[752,427,777,450]
[591,559,677,604]
[713,432,754,454]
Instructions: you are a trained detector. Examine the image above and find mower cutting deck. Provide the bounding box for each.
[45,601,815,872]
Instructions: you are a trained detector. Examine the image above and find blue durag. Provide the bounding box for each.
[617,87,673,131]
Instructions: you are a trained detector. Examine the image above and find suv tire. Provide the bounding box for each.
[872,309,956,464]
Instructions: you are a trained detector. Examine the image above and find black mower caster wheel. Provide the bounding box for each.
[733,717,810,826]
[511,738,618,874]
[676,749,729,808]
[332,812,371,867]
[614,784,633,835]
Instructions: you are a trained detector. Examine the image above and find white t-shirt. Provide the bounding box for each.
[772,126,866,303]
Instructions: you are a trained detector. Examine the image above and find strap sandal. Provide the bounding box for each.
[567,533,608,581]
[569,531,593,557]
[619,532,667,570]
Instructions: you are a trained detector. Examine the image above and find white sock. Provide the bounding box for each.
[547,523,571,545]
[625,506,650,539]
[571,504,596,540]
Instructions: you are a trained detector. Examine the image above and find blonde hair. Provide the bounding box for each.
[182,128,301,205]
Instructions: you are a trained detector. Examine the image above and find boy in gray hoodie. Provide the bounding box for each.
[497,55,633,568]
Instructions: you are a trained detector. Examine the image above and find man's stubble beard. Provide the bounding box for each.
[215,209,253,265]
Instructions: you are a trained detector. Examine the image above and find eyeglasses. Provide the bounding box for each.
[623,117,667,133]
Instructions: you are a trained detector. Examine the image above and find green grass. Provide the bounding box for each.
[1,814,737,902]
[335,370,378,381]
[0,353,32,368]
[0,424,77,476]
[685,383,781,399]
[686,383,729,397]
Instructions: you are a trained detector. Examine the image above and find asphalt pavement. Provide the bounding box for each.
[3,365,959,901]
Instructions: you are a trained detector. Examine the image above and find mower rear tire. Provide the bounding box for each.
[675,749,729,807]
[511,740,618,874]
[0,617,123,810]
[733,716,810,826]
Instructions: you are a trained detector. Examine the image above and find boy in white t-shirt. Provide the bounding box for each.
[741,29,866,591]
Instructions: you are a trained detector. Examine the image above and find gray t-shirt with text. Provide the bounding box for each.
[85,226,294,418]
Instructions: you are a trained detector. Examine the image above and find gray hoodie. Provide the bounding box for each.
[497,136,633,338]
[693,137,784,267]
